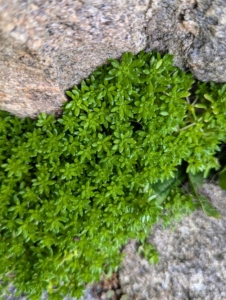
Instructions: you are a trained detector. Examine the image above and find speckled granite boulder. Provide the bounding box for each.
[119,183,226,300]
[0,0,148,117]
[146,0,226,82]
[0,0,226,118]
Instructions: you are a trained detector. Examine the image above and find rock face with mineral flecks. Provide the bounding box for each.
[0,0,148,117]
[146,0,226,82]
[0,0,226,118]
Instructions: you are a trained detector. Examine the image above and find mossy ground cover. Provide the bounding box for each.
[0,51,225,299]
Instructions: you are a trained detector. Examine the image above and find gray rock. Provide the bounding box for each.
[0,0,148,117]
[119,183,226,300]
[146,0,226,82]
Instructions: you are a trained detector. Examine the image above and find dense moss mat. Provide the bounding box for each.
[0,51,226,299]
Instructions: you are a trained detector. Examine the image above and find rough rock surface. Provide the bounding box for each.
[0,0,226,118]
[0,0,148,117]
[119,183,226,300]
[146,0,226,82]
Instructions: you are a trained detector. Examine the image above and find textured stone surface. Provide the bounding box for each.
[119,183,226,300]
[146,0,226,82]
[0,0,148,117]
[0,0,226,117]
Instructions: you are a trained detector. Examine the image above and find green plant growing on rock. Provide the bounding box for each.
[0,51,226,299]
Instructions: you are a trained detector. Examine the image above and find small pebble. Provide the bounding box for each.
[115,289,122,296]
[106,290,115,299]
[120,295,129,300]
[100,292,106,300]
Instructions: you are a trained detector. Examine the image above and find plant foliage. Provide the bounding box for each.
[0,51,226,299]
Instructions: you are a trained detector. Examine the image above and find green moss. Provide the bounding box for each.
[0,51,226,299]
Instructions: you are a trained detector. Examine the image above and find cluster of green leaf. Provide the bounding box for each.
[0,51,226,299]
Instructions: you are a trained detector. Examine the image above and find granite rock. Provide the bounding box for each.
[119,183,226,300]
[146,0,226,82]
[0,0,148,117]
